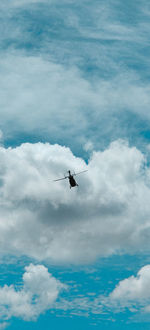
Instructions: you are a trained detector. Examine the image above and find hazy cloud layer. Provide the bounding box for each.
[0,140,150,263]
[1,53,150,152]
[0,0,150,150]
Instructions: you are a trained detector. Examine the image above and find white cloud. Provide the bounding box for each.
[0,0,150,147]
[0,0,47,8]
[55,265,150,318]
[110,265,150,302]
[0,263,65,322]
[0,52,150,148]
[98,264,150,315]
[0,53,91,141]
[0,130,3,143]
[0,323,9,330]
[66,1,142,42]
[0,140,149,264]
[83,141,94,152]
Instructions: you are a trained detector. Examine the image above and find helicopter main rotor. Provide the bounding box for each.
[53,170,88,182]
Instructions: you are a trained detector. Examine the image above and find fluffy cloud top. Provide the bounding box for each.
[110,265,150,302]
[0,263,65,322]
[99,264,150,315]
[0,140,149,264]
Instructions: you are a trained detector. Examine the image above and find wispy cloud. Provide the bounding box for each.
[54,264,150,320]
[0,52,150,153]
[0,0,150,151]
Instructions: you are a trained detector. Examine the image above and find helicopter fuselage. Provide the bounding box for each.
[54,169,87,188]
[69,175,78,188]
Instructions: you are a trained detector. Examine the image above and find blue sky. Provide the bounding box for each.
[0,0,150,329]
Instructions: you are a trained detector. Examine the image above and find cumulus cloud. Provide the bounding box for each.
[0,140,149,264]
[100,265,150,315]
[0,263,65,322]
[110,265,150,302]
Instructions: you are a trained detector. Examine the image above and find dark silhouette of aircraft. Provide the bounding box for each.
[54,170,88,189]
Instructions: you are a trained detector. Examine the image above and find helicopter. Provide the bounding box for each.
[54,170,88,189]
